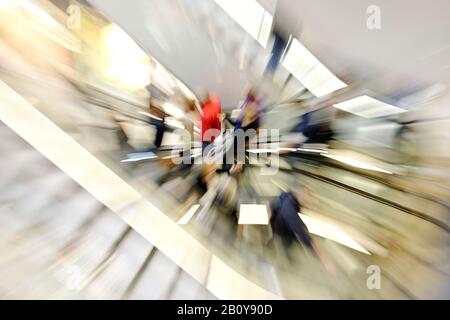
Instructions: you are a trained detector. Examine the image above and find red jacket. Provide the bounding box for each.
[201,95,221,142]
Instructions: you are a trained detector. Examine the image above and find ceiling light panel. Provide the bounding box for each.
[282,38,346,97]
[311,76,347,97]
[333,95,406,118]
[215,0,273,48]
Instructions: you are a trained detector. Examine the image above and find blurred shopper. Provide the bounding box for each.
[223,89,263,171]
[270,191,314,249]
[264,32,288,76]
[156,99,198,186]
[200,93,222,154]
[234,89,262,134]
[270,187,335,272]
[301,114,334,144]
[148,103,166,150]
[290,104,335,146]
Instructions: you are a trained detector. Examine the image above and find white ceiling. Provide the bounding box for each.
[274,0,450,96]
[88,0,269,108]
[88,0,450,106]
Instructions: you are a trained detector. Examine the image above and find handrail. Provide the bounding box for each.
[277,161,450,232]
[284,151,450,210]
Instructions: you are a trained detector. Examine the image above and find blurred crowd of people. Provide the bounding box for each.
[1,0,449,299]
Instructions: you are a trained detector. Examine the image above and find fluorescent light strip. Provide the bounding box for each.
[333,95,406,119]
[121,156,157,162]
[297,147,328,153]
[299,213,370,255]
[277,147,297,152]
[282,38,346,97]
[161,154,179,159]
[215,0,272,48]
[279,34,292,64]
[323,154,392,174]
[247,148,278,153]
[248,147,312,153]
[257,10,273,47]
[138,111,162,121]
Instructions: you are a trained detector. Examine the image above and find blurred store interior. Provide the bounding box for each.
[0,0,449,299]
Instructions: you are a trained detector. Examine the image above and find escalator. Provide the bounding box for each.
[0,122,214,299]
[2,75,449,298]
